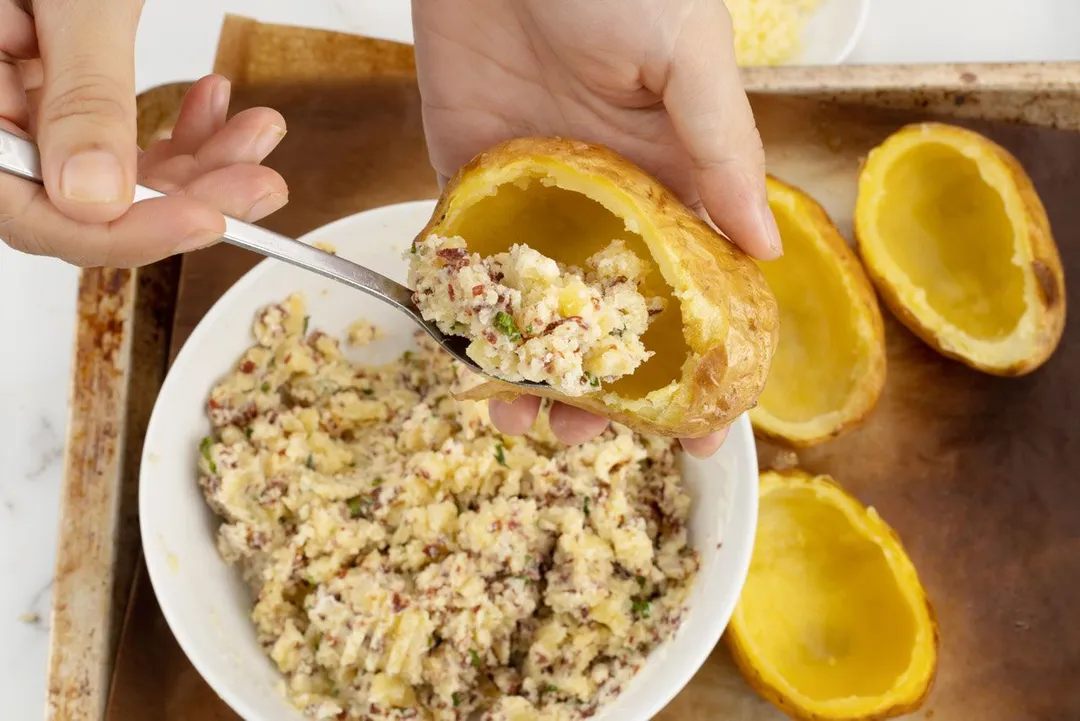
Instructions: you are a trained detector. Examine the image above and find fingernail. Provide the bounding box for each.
[60,151,126,203]
[211,78,232,118]
[246,192,288,221]
[760,201,783,258]
[253,124,287,160]
[173,228,222,254]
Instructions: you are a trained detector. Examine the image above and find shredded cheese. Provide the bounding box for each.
[725,0,822,66]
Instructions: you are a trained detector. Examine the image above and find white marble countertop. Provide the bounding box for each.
[2,1,1078,719]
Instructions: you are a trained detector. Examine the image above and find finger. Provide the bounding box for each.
[488,396,542,436]
[33,0,142,224]
[0,175,223,266]
[679,428,728,458]
[661,1,781,260]
[140,107,286,187]
[170,164,288,222]
[0,2,37,60]
[548,403,609,445]
[168,74,231,154]
[0,61,29,128]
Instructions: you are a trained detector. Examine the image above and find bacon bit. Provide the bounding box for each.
[208,398,221,409]
[648,307,663,316]
[447,283,455,301]
[472,285,485,297]
[611,275,628,285]
[492,272,505,283]
[483,331,497,345]
[542,316,588,336]
[283,353,292,363]
[591,297,601,311]
[392,593,407,612]
[239,360,256,373]
[437,247,468,264]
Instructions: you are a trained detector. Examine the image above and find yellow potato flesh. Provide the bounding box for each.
[877,142,1026,340]
[757,206,861,425]
[446,175,689,397]
[741,487,918,701]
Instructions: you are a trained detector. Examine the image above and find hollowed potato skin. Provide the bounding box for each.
[416,137,779,438]
[854,123,1067,377]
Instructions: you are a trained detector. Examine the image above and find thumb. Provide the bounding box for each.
[33,0,141,224]
[662,1,781,261]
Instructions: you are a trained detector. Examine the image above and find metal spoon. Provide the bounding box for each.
[0,127,544,389]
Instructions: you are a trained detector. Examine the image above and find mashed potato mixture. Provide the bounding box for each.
[198,293,699,720]
[408,235,666,397]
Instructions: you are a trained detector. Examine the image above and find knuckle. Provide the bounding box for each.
[42,65,131,130]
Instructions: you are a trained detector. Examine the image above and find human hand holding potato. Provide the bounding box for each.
[412,0,780,456]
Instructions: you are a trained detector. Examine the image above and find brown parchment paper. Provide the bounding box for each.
[105,16,1080,721]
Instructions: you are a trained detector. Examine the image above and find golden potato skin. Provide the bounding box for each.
[854,122,1066,377]
[753,176,887,449]
[725,468,940,721]
[416,137,779,438]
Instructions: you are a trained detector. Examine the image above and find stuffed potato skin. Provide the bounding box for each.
[412,137,779,438]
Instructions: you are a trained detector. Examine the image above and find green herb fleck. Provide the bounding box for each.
[372,477,383,487]
[260,381,271,392]
[410,244,418,255]
[583,498,590,516]
[306,454,316,470]
[452,692,461,707]
[363,388,374,396]
[636,575,646,587]
[544,684,559,694]
[525,325,533,335]
[402,350,414,362]
[469,649,481,668]
[452,321,468,333]
[586,372,600,388]
[199,437,217,474]
[346,495,369,519]
[632,599,652,618]
[494,443,507,467]
[245,427,254,439]
[302,315,310,335]
[493,311,522,342]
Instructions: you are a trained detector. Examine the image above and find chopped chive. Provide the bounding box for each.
[362,388,374,396]
[583,498,590,516]
[245,427,254,439]
[452,321,468,333]
[306,454,315,470]
[632,598,651,618]
[302,315,310,335]
[402,350,413,362]
[493,311,522,342]
[199,436,217,474]
[469,648,481,668]
[452,692,461,707]
[495,443,507,467]
[586,372,600,388]
[260,381,271,392]
[410,244,418,255]
[346,495,369,518]
[372,477,383,487]
[544,684,559,694]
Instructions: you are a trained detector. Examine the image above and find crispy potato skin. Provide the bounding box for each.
[752,176,887,449]
[725,469,939,721]
[415,137,779,438]
[854,122,1066,377]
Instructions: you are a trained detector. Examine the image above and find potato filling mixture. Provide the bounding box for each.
[407,234,666,396]
[198,293,699,721]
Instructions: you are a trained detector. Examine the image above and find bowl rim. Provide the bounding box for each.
[139,199,759,721]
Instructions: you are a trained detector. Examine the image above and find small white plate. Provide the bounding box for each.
[799,0,870,65]
[139,200,759,721]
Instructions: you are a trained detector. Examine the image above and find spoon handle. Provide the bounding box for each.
[0,127,419,316]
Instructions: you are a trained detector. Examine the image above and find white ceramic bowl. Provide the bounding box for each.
[140,200,759,721]
[798,0,870,65]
